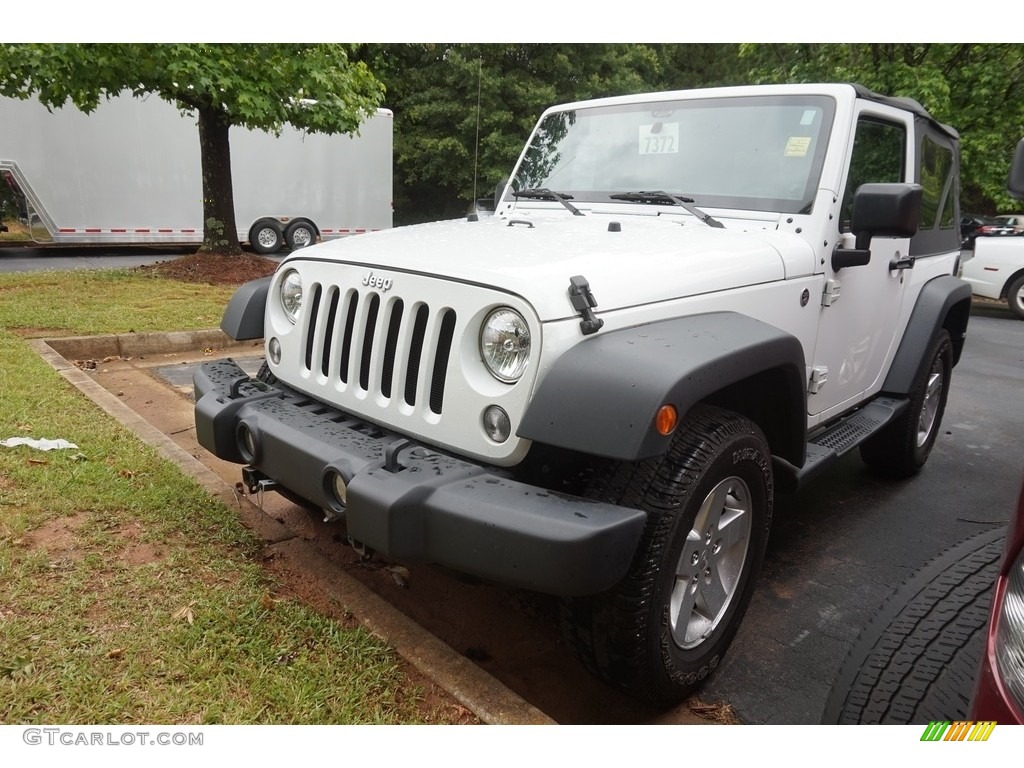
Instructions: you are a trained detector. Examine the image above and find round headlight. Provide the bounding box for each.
[480,308,531,383]
[279,269,303,323]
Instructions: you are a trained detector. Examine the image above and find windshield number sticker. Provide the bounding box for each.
[639,123,679,155]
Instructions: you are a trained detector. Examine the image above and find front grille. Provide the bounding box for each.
[300,283,457,415]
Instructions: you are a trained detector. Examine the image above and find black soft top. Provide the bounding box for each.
[852,83,959,141]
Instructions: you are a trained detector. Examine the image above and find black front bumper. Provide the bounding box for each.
[194,358,646,596]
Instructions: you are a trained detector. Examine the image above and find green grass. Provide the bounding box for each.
[0,218,48,242]
[0,267,448,724]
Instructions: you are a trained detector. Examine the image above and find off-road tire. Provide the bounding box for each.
[256,361,278,386]
[822,527,1003,724]
[860,329,952,478]
[561,404,773,705]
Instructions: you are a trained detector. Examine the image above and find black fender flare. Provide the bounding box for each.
[518,312,808,466]
[882,275,971,394]
[220,276,271,341]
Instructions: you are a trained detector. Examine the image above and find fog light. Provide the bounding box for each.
[237,423,258,463]
[325,470,348,510]
[268,337,282,365]
[483,406,511,443]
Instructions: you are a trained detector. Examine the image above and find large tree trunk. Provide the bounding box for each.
[197,106,242,255]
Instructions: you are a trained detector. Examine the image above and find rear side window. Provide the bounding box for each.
[920,135,956,230]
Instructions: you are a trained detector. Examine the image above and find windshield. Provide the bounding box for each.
[508,94,836,215]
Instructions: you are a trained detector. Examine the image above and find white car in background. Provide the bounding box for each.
[961,235,1024,318]
[994,213,1024,235]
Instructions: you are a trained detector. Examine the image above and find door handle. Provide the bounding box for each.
[889,255,916,271]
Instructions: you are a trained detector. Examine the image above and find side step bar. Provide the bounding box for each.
[773,396,910,492]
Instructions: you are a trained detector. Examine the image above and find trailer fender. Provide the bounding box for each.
[220,276,271,341]
[518,312,807,465]
[882,275,972,394]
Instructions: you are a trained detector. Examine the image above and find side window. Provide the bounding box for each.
[841,118,906,231]
[920,135,956,230]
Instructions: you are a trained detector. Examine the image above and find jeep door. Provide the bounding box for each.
[808,104,915,420]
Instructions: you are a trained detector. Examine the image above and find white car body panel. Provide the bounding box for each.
[962,237,1024,299]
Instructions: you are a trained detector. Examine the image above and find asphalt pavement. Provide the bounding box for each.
[0,244,198,271]
[698,304,1023,723]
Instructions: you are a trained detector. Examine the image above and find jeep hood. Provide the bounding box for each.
[292,213,816,321]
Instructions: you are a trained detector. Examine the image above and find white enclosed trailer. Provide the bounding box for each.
[0,92,392,252]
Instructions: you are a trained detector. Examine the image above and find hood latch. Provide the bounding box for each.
[568,275,604,336]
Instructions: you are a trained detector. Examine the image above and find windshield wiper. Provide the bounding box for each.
[512,187,584,216]
[608,191,724,228]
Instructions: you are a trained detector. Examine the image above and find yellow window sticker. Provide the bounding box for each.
[785,137,812,157]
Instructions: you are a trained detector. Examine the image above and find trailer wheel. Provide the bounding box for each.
[249,219,284,255]
[285,220,317,250]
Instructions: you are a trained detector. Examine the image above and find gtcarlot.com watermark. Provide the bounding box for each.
[22,728,203,747]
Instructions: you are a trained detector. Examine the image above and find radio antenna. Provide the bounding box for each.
[472,57,482,212]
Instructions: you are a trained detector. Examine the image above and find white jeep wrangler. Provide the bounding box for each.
[195,83,971,704]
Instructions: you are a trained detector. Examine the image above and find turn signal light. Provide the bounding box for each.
[655,404,678,436]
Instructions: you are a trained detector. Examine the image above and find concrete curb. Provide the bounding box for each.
[32,331,556,726]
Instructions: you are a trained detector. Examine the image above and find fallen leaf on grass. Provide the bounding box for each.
[172,602,196,625]
[27,459,47,466]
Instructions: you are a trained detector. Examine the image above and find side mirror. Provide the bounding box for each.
[1008,139,1024,200]
[851,183,922,249]
[834,183,922,271]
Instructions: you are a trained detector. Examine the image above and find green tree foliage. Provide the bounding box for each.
[357,44,663,224]
[737,43,1024,212]
[366,42,1023,222]
[0,43,385,253]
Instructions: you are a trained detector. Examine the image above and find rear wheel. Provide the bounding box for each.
[285,219,317,251]
[860,329,952,477]
[1007,274,1024,319]
[248,218,284,254]
[561,405,773,705]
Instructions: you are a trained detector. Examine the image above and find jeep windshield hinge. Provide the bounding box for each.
[568,275,604,335]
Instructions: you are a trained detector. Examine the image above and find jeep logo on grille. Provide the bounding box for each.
[362,271,393,292]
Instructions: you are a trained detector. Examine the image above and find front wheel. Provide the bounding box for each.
[1006,274,1024,320]
[561,405,773,705]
